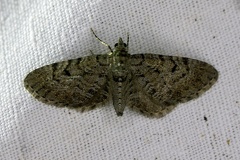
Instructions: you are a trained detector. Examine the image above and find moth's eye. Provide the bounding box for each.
[124,43,127,47]
[114,43,118,47]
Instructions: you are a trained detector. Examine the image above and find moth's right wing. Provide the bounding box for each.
[128,54,218,117]
[24,54,110,111]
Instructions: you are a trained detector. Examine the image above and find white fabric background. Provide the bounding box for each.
[1,0,240,159]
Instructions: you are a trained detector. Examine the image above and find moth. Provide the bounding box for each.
[24,29,218,118]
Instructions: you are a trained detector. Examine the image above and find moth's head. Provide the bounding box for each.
[114,37,128,52]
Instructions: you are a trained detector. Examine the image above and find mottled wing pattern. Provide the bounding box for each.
[128,54,218,117]
[24,54,110,112]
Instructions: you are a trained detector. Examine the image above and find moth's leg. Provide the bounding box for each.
[89,50,94,55]
[126,32,129,51]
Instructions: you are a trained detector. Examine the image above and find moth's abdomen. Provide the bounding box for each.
[111,71,132,116]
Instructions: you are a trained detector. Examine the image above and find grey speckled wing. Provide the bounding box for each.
[24,54,110,112]
[128,54,218,117]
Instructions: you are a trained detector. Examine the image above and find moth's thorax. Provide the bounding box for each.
[110,38,130,82]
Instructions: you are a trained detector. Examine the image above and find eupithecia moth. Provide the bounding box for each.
[24,29,218,117]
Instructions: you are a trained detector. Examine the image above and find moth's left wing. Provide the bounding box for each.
[24,54,110,111]
[128,54,218,117]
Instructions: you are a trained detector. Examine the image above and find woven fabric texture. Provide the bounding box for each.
[1,0,240,159]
